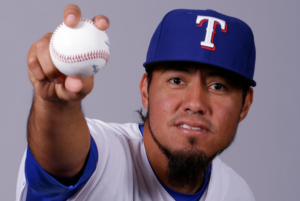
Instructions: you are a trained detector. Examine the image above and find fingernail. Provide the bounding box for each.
[97,18,108,28]
[66,14,76,24]
[53,77,63,84]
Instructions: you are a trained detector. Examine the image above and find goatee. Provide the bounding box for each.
[148,122,213,191]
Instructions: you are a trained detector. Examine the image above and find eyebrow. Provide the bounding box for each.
[206,70,241,86]
[160,65,238,81]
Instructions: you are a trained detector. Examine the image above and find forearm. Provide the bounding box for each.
[27,94,90,178]
[25,5,109,181]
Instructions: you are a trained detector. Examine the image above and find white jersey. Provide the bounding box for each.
[16,118,255,201]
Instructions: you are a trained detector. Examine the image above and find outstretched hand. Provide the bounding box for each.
[28,4,110,101]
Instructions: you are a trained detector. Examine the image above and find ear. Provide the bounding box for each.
[239,87,254,122]
[139,73,149,111]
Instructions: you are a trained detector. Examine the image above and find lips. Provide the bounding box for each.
[180,124,205,130]
[175,119,211,133]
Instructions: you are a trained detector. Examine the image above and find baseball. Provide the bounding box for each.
[49,18,110,78]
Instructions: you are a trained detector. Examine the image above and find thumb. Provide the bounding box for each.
[65,77,83,93]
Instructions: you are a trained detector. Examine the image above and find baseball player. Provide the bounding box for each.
[16,4,256,201]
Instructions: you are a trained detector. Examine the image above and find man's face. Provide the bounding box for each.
[141,64,253,159]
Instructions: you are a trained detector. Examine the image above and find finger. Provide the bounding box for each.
[80,76,94,95]
[65,76,94,95]
[65,76,94,96]
[36,33,65,84]
[28,68,39,85]
[65,77,83,93]
[28,41,51,83]
[64,4,82,28]
[93,15,110,30]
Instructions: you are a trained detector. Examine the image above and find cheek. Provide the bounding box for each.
[212,97,242,143]
[148,88,181,139]
[150,88,180,117]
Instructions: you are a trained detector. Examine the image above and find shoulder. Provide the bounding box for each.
[205,157,255,201]
[85,118,143,141]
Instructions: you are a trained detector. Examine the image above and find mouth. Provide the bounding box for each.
[174,120,211,136]
[180,124,205,131]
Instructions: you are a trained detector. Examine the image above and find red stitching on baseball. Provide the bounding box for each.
[50,19,109,64]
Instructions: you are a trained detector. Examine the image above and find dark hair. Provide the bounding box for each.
[137,67,251,123]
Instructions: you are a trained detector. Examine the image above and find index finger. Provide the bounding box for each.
[93,15,110,30]
[63,4,82,28]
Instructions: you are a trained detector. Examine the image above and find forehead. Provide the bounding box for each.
[154,62,239,80]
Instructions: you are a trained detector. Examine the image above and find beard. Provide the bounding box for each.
[147,119,215,191]
[146,110,238,192]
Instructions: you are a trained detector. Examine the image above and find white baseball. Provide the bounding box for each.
[49,19,110,78]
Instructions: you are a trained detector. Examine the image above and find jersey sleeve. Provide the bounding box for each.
[24,135,98,201]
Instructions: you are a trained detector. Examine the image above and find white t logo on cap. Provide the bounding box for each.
[196,16,227,51]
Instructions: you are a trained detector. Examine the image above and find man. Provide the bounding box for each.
[16,4,256,201]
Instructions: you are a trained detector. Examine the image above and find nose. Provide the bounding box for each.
[181,83,209,115]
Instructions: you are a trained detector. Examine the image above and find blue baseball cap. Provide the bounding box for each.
[143,9,256,86]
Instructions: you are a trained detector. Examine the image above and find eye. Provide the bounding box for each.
[210,83,226,90]
[169,77,184,85]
